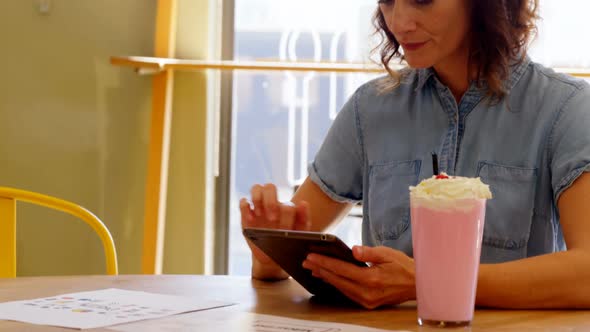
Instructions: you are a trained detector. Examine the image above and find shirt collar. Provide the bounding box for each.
[506,55,531,91]
[413,55,531,93]
[415,67,435,91]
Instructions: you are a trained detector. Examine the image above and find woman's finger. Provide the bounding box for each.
[262,183,279,222]
[250,184,264,217]
[239,198,254,227]
[352,246,394,265]
[305,253,370,284]
[294,200,311,231]
[278,203,297,230]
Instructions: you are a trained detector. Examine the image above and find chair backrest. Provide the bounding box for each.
[0,187,118,277]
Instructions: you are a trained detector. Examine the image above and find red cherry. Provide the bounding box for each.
[435,174,449,179]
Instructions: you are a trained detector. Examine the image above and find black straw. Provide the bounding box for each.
[432,153,439,175]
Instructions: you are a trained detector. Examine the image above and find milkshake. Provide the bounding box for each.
[410,173,492,327]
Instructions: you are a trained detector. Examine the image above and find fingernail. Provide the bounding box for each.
[302,260,309,269]
[306,254,316,262]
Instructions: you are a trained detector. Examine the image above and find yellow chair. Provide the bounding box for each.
[0,187,118,277]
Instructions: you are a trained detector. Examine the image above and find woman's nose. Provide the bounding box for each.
[389,2,418,34]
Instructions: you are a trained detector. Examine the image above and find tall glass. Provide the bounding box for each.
[411,196,487,327]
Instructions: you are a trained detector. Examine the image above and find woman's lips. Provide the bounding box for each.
[401,41,427,51]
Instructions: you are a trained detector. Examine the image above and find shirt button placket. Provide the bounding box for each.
[436,83,460,175]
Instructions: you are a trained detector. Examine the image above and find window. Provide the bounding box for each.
[224,0,590,275]
[529,0,590,69]
[227,0,378,275]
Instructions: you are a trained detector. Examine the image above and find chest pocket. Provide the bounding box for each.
[368,160,421,243]
[476,161,538,263]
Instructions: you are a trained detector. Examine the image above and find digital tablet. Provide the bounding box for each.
[242,227,368,299]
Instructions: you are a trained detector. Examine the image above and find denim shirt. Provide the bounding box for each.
[308,57,590,263]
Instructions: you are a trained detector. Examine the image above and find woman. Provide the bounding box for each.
[240,0,590,309]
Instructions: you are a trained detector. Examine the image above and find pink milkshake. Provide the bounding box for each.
[410,173,492,327]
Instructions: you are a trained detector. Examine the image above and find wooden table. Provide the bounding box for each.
[0,275,589,331]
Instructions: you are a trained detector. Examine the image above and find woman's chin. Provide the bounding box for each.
[404,57,434,69]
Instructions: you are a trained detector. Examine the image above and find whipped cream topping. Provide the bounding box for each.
[410,173,492,211]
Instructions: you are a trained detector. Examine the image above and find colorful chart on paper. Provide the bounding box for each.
[0,288,233,330]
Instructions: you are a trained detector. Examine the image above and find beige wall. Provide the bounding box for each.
[0,0,212,276]
[0,0,156,275]
[163,0,212,274]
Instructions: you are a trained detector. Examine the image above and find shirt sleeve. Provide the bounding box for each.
[550,83,590,203]
[308,88,364,203]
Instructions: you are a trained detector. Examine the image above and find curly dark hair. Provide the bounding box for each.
[373,0,539,99]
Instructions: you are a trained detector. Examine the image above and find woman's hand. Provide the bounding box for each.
[240,183,310,279]
[302,245,416,309]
